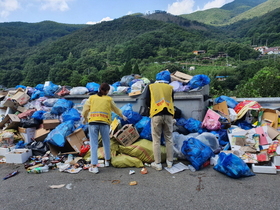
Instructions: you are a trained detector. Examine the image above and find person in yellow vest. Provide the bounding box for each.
[145,71,175,171]
[82,83,127,174]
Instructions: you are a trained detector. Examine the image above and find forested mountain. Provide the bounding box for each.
[0,0,280,98]
[181,0,280,26]
[0,21,87,70]
[221,7,280,47]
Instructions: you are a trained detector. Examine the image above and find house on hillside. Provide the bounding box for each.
[193,50,206,55]
[263,47,280,55]
[254,46,268,54]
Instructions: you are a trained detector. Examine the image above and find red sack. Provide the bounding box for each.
[57,86,70,96]
[79,144,90,157]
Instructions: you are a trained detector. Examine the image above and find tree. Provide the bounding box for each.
[132,63,140,75]
[122,61,132,76]
[69,71,82,87]
[236,67,280,97]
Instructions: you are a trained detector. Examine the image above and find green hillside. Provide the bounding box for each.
[180,8,233,25]
[181,0,268,26]
[0,21,87,70]
[227,0,280,24]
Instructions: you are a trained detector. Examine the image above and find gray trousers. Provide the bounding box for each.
[151,115,173,164]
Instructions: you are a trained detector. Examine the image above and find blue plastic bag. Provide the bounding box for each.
[31,89,45,100]
[62,108,81,122]
[121,110,142,125]
[214,95,238,109]
[135,116,150,133]
[51,98,74,115]
[156,70,171,83]
[86,82,100,93]
[15,85,26,89]
[181,137,214,171]
[44,81,59,97]
[111,81,120,91]
[213,152,255,178]
[140,118,152,141]
[35,84,44,91]
[32,110,47,120]
[44,120,75,147]
[184,118,202,133]
[187,74,210,90]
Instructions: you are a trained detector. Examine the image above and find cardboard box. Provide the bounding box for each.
[18,127,36,143]
[259,108,279,129]
[0,146,15,156]
[213,101,229,116]
[34,128,50,142]
[113,124,139,146]
[5,149,32,164]
[11,90,30,106]
[49,128,87,156]
[2,98,18,110]
[252,162,277,174]
[129,90,142,97]
[66,128,88,153]
[171,71,193,83]
[43,119,61,130]
[0,114,20,130]
[17,105,29,113]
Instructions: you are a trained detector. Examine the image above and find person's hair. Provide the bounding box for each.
[97,83,110,96]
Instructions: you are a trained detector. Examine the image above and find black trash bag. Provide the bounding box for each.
[174,106,182,119]
[26,141,49,156]
[20,118,42,128]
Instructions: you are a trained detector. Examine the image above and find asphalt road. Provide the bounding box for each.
[0,160,279,210]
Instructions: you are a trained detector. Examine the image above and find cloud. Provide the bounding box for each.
[86,17,113,25]
[39,0,72,11]
[0,0,20,18]
[203,0,234,10]
[167,0,195,15]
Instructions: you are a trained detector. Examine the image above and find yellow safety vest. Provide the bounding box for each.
[87,95,112,124]
[149,83,174,117]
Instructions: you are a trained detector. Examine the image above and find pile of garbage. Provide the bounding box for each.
[0,70,279,179]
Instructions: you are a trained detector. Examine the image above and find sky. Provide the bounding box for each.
[0,0,234,24]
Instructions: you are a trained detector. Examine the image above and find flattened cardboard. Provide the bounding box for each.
[171,71,193,83]
[213,101,229,115]
[129,90,142,97]
[43,119,61,130]
[34,128,50,142]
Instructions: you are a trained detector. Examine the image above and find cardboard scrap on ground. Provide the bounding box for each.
[49,184,65,189]
[165,162,189,174]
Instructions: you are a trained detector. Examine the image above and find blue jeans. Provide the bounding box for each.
[88,123,110,165]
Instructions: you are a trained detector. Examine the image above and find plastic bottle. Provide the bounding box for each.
[188,164,196,172]
[28,165,49,174]
[65,154,74,163]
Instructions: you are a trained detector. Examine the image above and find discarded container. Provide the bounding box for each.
[3,170,19,180]
[27,165,49,174]
[188,165,196,172]
[129,181,138,185]
[140,168,148,174]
